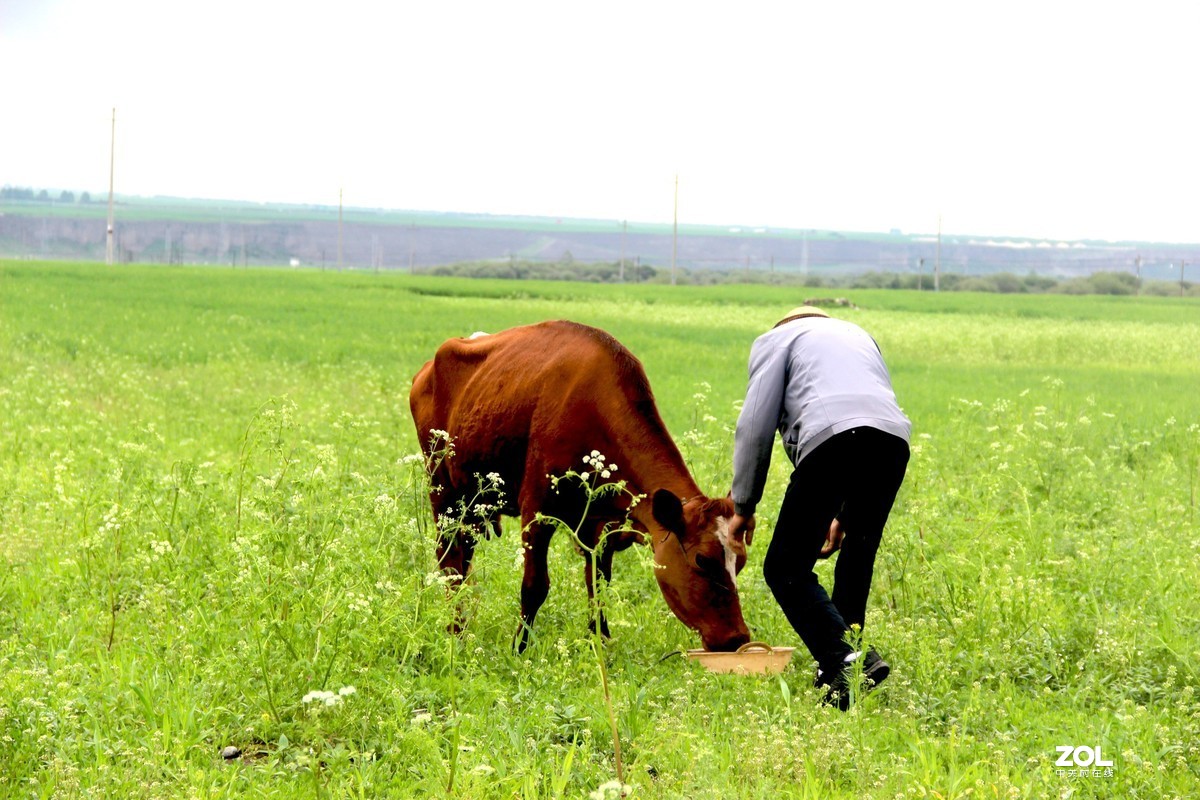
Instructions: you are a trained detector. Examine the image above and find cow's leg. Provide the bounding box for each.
[584,531,617,639]
[435,526,478,579]
[514,518,554,652]
[433,507,480,634]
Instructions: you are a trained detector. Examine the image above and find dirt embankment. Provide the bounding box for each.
[1,212,1191,278]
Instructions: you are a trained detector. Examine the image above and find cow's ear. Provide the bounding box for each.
[651,489,687,539]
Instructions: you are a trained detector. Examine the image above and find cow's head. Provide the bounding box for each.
[650,489,751,652]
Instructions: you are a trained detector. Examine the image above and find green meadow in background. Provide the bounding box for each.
[1,261,1197,798]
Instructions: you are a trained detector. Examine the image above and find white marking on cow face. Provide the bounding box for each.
[468,331,490,339]
[714,517,738,588]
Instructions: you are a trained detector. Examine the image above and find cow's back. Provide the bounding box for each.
[411,321,657,493]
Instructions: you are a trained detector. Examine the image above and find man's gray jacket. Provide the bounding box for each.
[731,316,911,517]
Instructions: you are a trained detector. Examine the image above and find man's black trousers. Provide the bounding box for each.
[762,426,910,672]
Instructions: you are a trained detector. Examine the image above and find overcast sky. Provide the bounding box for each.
[3,1,1198,243]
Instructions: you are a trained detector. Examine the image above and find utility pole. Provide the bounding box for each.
[1182,260,1188,297]
[918,257,925,291]
[619,219,626,282]
[106,108,116,265]
[671,175,678,286]
[1135,254,1142,296]
[935,215,942,292]
[337,189,344,271]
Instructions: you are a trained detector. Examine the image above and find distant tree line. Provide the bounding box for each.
[820,269,1194,296]
[420,259,1198,296]
[1,186,93,203]
[425,257,658,284]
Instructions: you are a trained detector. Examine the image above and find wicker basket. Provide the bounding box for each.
[684,641,796,675]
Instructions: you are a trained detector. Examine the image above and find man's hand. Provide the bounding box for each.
[819,518,844,558]
[729,513,757,546]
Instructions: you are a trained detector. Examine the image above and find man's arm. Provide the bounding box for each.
[730,336,788,520]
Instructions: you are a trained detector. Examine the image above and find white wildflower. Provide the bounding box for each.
[302,686,355,707]
[590,780,633,799]
[315,444,337,466]
[374,493,396,512]
[302,690,338,706]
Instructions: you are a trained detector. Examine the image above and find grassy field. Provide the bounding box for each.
[1,261,1197,799]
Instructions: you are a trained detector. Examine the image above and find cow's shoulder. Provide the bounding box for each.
[532,320,649,385]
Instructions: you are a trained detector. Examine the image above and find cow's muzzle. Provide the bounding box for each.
[702,630,752,653]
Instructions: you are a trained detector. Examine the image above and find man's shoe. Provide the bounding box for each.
[861,647,890,685]
[816,648,889,711]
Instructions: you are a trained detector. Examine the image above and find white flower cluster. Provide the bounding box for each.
[314,444,337,467]
[301,685,356,707]
[581,450,618,481]
[373,493,396,517]
[590,780,633,799]
[345,591,372,615]
[53,455,73,504]
[424,571,462,587]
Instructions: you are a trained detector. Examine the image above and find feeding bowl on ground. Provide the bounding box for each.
[685,641,796,675]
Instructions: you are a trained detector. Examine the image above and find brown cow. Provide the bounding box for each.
[409,320,751,652]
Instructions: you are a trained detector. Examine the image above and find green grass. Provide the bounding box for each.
[1,261,1198,798]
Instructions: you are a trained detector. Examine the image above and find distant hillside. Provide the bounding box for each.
[1,194,1195,281]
